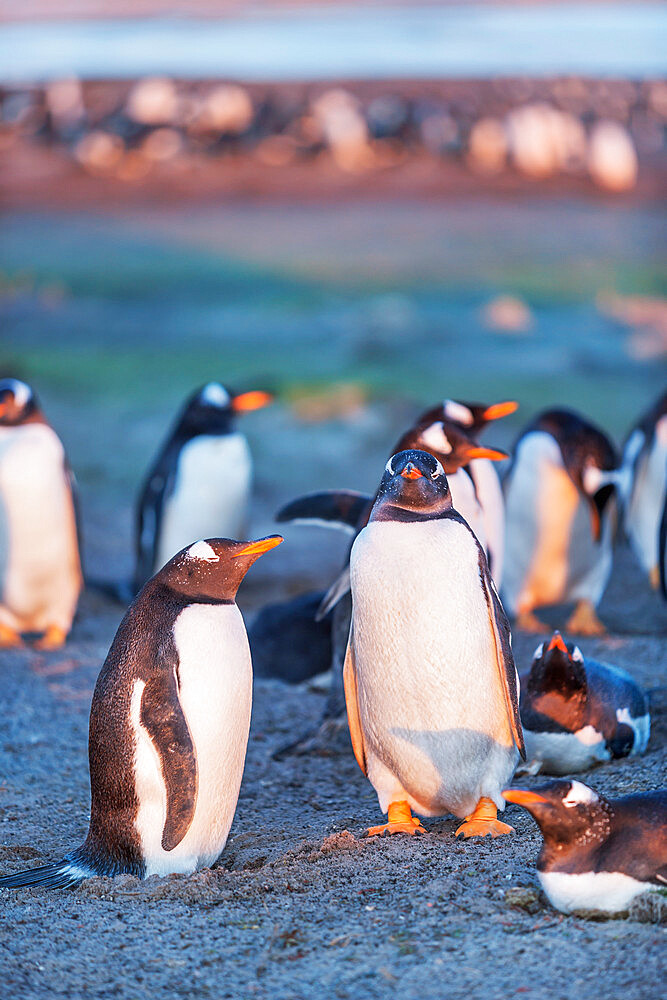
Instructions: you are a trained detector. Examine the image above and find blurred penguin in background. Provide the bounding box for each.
[134,382,272,591]
[0,378,82,649]
[620,390,667,594]
[502,408,619,636]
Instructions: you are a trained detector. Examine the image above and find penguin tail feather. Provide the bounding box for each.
[0,861,87,890]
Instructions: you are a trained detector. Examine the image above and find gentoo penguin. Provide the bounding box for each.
[134,382,272,590]
[344,448,525,837]
[620,390,667,591]
[503,780,667,914]
[519,631,650,775]
[0,377,82,649]
[502,408,619,636]
[0,534,282,889]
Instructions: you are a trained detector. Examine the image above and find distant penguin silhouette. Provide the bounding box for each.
[502,408,619,635]
[504,780,667,914]
[620,390,667,593]
[0,534,282,889]
[0,377,82,649]
[519,631,650,775]
[134,382,272,591]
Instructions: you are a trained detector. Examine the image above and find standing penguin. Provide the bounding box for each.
[519,631,650,775]
[0,378,82,649]
[344,448,525,838]
[502,408,619,635]
[0,534,282,888]
[620,390,667,592]
[503,781,667,914]
[134,382,272,591]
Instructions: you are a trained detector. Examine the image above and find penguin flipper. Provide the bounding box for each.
[276,491,372,534]
[316,565,351,621]
[343,626,367,775]
[140,672,198,851]
[478,553,526,760]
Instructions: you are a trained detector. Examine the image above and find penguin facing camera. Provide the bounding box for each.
[519,631,650,775]
[0,533,283,889]
[134,382,272,592]
[503,780,667,914]
[502,408,619,636]
[0,377,82,649]
[620,389,667,594]
[343,448,525,838]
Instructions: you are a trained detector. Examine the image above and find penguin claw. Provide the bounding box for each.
[33,626,67,650]
[0,624,24,648]
[365,801,426,837]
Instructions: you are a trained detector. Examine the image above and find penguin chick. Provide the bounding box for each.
[0,377,82,649]
[502,408,619,636]
[0,534,282,889]
[503,780,667,914]
[519,631,650,775]
[345,448,525,839]
[134,382,272,591]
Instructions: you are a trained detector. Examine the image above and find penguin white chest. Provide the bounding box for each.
[132,603,252,876]
[350,519,517,818]
[625,417,667,577]
[468,457,505,586]
[156,433,252,571]
[448,469,487,553]
[0,423,81,632]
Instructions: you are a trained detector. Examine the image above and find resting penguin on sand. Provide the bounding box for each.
[344,448,525,838]
[502,408,619,636]
[134,382,272,591]
[0,534,282,889]
[519,631,650,776]
[0,377,82,649]
[503,780,667,914]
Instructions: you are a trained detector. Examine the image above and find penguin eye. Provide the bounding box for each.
[572,646,584,663]
[533,642,544,661]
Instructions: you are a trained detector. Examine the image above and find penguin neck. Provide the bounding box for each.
[370,499,459,524]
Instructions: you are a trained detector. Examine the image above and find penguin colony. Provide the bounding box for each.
[0,377,665,917]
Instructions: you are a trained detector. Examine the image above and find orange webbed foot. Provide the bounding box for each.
[565,600,606,637]
[515,611,551,633]
[0,624,24,648]
[366,800,426,837]
[455,797,514,839]
[33,625,68,650]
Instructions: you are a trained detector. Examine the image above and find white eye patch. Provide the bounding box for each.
[563,781,598,808]
[572,646,584,663]
[533,642,544,660]
[201,382,230,408]
[443,399,474,426]
[420,421,452,454]
[187,540,219,562]
[385,456,395,474]
[9,379,31,409]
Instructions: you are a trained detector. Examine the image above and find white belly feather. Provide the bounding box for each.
[0,424,81,632]
[624,417,667,577]
[132,603,252,876]
[155,433,252,571]
[539,869,650,914]
[468,457,505,586]
[448,468,487,555]
[350,519,517,818]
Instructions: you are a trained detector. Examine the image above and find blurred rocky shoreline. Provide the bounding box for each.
[2,75,665,205]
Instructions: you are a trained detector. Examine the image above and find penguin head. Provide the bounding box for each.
[503,780,611,846]
[371,449,453,522]
[397,416,508,475]
[526,631,588,730]
[0,378,38,425]
[177,383,272,437]
[155,535,283,603]
[441,397,519,435]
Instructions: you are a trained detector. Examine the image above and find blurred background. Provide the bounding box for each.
[1,1,665,607]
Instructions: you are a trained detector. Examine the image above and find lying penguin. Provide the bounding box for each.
[503,780,667,914]
[0,377,82,649]
[134,382,272,591]
[344,448,525,838]
[0,534,282,888]
[621,390,667,592]
[519,631,650,775]
[502,408,619,635]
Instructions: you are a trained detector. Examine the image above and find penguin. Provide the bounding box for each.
[0,533,282,889]
[503,780,667,914]
[502,408,619,636]
[519,630,650,775]
[0,377,82,649]
[134,382,272,591]
[620,390,667,592]
[343,448,525,838]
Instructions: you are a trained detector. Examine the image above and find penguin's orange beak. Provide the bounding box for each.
[400,463,423,480]
[232,390,273,412]
[465,445,509,462]
[502,789,548,806]
[236,535,283,557]
[482,400,519,421]
[547,631,568,654]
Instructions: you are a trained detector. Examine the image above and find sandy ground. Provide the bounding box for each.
[0,198,665,998]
